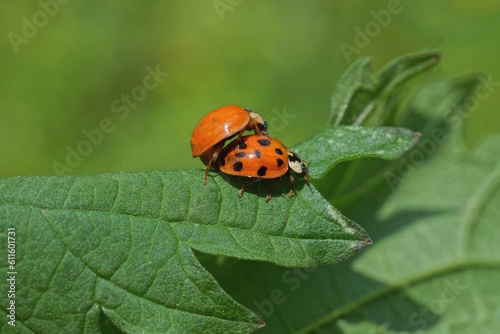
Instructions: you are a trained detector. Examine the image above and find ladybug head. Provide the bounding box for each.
[287,150,310,184]
[245,108,268,136]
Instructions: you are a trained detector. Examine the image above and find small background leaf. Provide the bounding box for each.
[320,74,480,206]
[328,58,374,126]
[292,126,419,179]
[330,52,441,127]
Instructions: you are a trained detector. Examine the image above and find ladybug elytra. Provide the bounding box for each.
[215,135,310,202]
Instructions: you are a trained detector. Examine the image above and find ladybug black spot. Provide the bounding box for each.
[235,152,246,158]
[275,148,283,155]
[220,157,225,166]
[233,161,243,172]
[254,149,261,158]
[257,166,267,176]
[258,139,271,147]
[277,158,284,167]
[238,141,247,149]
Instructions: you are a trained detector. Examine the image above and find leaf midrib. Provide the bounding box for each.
[1,199,364,245]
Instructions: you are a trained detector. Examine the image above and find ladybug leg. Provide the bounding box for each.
[238,178,261,198]
[237,129,244,142]
[203,162,211,185]
[203,143,224,185]
[265,177,281,203]
[234,130,245,153]
[287,172,295,198]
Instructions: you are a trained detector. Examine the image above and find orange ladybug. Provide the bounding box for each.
[191,105,268,184]
[215,135,310,202]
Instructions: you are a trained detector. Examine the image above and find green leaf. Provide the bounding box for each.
[0,166,372,333]
[401,74,481,133]
[328,57,374,126]
[324,75,480,205]
[292,126,420,180]
[329,51,441,126]
[205,135,500,333]
[376,52,442,97]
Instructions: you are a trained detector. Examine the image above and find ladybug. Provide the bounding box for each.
[215,135,310,202]
[191,105,268,184]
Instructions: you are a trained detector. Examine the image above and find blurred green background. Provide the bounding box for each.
[1,0,499,178]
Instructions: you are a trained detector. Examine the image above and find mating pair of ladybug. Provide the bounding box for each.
[190,105,310,202]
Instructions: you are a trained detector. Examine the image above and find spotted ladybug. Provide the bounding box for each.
[191,105,268,184]
[215,135,310,202]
